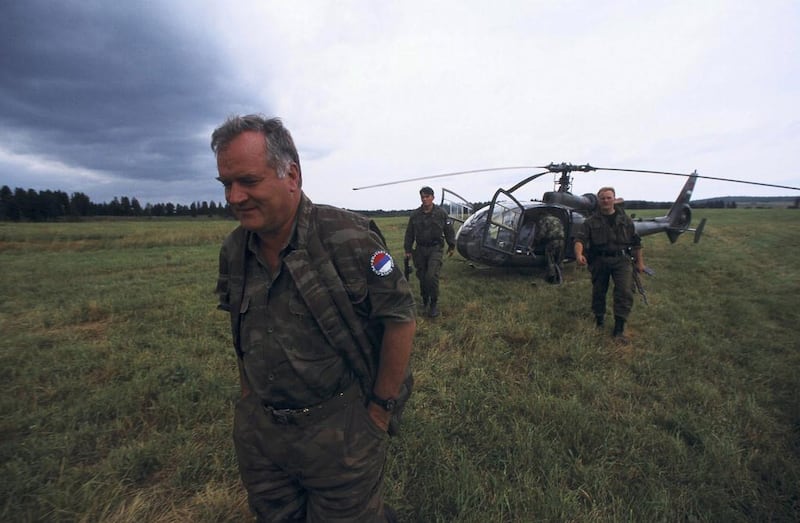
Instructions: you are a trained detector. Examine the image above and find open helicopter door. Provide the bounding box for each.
[482,188,525,255]
[440,188,473,228]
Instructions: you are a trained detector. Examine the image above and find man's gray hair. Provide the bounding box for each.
[210,115,301,180]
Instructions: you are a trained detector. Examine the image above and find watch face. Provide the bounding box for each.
[373,396,396,411]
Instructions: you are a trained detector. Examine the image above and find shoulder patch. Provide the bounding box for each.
[370,250,394,277]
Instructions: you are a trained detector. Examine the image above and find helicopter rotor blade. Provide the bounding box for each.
[593,166,800,191]
[505,170,552,194]
[352,163,800,192]
[352,166,541,191]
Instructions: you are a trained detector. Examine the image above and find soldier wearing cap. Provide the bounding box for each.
[404,186,456,317]
[212,114,415,522]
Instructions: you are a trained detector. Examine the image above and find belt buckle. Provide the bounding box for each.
[269,407,293,425]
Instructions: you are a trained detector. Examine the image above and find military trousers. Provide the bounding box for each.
[543,239,564,280]
[588,255,634,320]
[412,245,444,304]
[232,387,390,522]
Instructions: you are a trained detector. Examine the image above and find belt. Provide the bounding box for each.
[596,250,627,257]
[417,240,442,247]
[263,381,362,426]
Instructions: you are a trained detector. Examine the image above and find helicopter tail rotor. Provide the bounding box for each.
[692,218,707,243]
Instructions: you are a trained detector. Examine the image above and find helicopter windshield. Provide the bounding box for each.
[483,189,524,255]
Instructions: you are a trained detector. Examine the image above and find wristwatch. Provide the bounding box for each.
[370,394,397,412]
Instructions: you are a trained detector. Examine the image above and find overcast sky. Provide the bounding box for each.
[1,1,798,211]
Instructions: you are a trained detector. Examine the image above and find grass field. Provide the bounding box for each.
[1,209,799,522]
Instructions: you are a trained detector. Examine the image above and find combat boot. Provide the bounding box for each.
[612,316,629,344]
[595,315,605,328]
[385,505,399,523]
[428,299,440,318]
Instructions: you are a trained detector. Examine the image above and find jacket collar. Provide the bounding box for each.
[244,191,312,255]
[290,192,313,250]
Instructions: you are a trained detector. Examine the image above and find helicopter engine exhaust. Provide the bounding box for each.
[542,191,597,213]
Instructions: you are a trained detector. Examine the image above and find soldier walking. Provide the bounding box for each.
[212,115,415,522]
[573,187,645,342]
[404,186,456,317]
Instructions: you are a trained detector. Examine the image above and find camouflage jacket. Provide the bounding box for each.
[403,204,456,251]
[534,214,565,241]
[574,208,641,255]
[217,193,415,410]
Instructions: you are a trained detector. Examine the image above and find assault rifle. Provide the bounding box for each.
[633,266,655,305]
[404,256,414,279]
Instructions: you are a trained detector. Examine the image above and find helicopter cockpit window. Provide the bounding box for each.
[443,200,472,224]
[441,188,473,227]
[486,200,522,252]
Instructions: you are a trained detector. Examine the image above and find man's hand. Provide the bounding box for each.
[574,242,587,266]
[367,401,391,432]
[447,246,454,257]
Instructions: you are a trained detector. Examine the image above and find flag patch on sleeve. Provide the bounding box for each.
[370,250,394,277]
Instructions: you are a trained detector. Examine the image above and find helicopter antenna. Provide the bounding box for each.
[352,166,539,190]
[593,166,800,191]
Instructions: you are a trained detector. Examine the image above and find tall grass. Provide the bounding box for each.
[1,209,798,521]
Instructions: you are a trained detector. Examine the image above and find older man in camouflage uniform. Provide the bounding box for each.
[212,115,416,522]
[404,186,456,318]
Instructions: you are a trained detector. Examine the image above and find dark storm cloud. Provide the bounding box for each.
[0,2,254,189]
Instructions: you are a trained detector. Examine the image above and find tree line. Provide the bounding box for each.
[625,199,737,209]
[0,185,753,222]
[0,186,229,221]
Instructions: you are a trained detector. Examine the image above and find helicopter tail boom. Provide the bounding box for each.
[631,172,701,243]
[664,172,698,243]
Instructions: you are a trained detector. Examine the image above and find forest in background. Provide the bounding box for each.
[1,185,797,221]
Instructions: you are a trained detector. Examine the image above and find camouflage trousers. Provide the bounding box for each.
[589,255,634,320]
[412,245,444,304]
[543,239,564,281]
[233,383,390,522]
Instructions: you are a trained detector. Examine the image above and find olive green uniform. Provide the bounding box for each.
[217,194,415,522]
[574,208,641,321]
[403,204,455,308]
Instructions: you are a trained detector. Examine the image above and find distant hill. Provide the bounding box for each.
[693,196,799,209]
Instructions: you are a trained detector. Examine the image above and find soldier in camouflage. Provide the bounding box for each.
[534,214,565,284]
[403,186,456,317]
[573,187,645,343]
[212,115,416,522]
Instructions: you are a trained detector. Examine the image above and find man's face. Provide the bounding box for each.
[216,131,300,234]
[420,192,434,211]
[598,190,616,215]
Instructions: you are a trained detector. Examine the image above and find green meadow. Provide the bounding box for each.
[1,209,798,522]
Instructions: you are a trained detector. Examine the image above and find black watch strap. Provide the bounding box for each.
[370,394,397,412]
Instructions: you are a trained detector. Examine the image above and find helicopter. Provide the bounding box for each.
[442,163,702,269]
[353,162,799,270]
